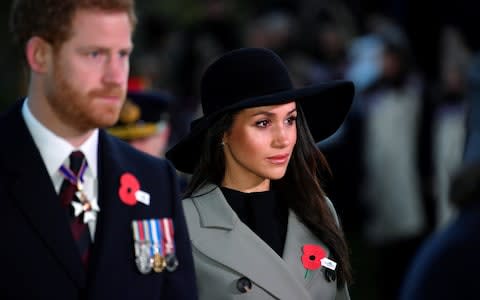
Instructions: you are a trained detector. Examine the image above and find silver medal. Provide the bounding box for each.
[165,253,179,272]
[135,242,153,274]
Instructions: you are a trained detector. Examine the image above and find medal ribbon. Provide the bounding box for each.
[161,218,175,255]
[150,219,163,256]
[60,159,88,189]
[132,220,164,257]
[132,220,141,256]
[142,220,153,257]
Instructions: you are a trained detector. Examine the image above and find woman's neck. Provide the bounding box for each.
[221,177,270,193]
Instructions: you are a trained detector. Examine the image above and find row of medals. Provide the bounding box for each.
[74,176,180,274]
[136,243,178,274]
[75,183,178,275]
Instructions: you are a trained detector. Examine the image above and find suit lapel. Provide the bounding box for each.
[86,131,134,297]
[282,212,331,287]
[0,102,85,287]
[191,185,311,300]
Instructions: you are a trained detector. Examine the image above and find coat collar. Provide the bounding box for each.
[191,184,236,229]
[189,184,318,299]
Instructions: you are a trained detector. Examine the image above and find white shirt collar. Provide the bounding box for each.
[21,98,99,179]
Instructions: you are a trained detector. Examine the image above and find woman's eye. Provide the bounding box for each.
[286,115,297,125]
[256,120,270,128]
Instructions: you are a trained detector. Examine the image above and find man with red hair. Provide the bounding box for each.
[0,0,197,299]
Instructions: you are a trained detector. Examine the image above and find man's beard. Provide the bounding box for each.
[46,62,125,132]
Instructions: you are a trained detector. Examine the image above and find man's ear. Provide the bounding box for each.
[25,36,52,73]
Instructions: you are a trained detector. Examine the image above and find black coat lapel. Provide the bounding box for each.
[86,131,134,298]
[0,101,85,287]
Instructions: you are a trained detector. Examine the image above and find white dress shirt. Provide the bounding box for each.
[22,99,100,240]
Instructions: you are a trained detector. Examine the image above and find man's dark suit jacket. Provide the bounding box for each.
[0,100,198,300]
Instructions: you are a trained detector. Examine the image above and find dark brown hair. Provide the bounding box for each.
[10,0,137,51]
[185,104,352,286]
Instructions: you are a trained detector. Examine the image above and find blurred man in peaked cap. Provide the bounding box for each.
[109,77,172,157]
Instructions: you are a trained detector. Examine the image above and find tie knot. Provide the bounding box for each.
[69,151,85,175]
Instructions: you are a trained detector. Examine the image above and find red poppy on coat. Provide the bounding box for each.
[118,172,140,205]
[301,244,327,270]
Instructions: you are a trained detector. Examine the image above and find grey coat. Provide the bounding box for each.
[183,184,350,300]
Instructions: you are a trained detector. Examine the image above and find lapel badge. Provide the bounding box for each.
[119,173,150,206]
[301,244,337,280]
[321,256,337,282]
[132,218,178,274]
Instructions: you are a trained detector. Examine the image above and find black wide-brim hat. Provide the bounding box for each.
[166,47,354,174]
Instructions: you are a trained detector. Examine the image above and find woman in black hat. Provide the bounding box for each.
[166,47,354,299]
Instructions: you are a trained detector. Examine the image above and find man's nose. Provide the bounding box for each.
[103,56,128,85]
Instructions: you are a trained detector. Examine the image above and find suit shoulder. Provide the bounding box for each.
[105,132,173,169]
[324,196,341,226]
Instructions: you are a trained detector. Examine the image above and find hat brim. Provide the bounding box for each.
[166,80,354,174]
[107,123,159,140]
[127,90,172,106]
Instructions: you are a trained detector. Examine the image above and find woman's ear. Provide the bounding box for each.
[222,132,229,146]
[25,36,52,73]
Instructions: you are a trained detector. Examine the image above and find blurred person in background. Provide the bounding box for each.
[108,76,172,158]
[463,54,480,165]
[109,76,190,191]
[169,0,242,147]
[354,16,434,299]
[244,9,295,59]
[430,26,471,228]
[400,161,480,299]
[400,48,480,300]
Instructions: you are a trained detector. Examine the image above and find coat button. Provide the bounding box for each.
[236,277,252,293]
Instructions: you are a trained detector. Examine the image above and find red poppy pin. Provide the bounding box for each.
[119,173,150,206]
[302,244,327,279]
